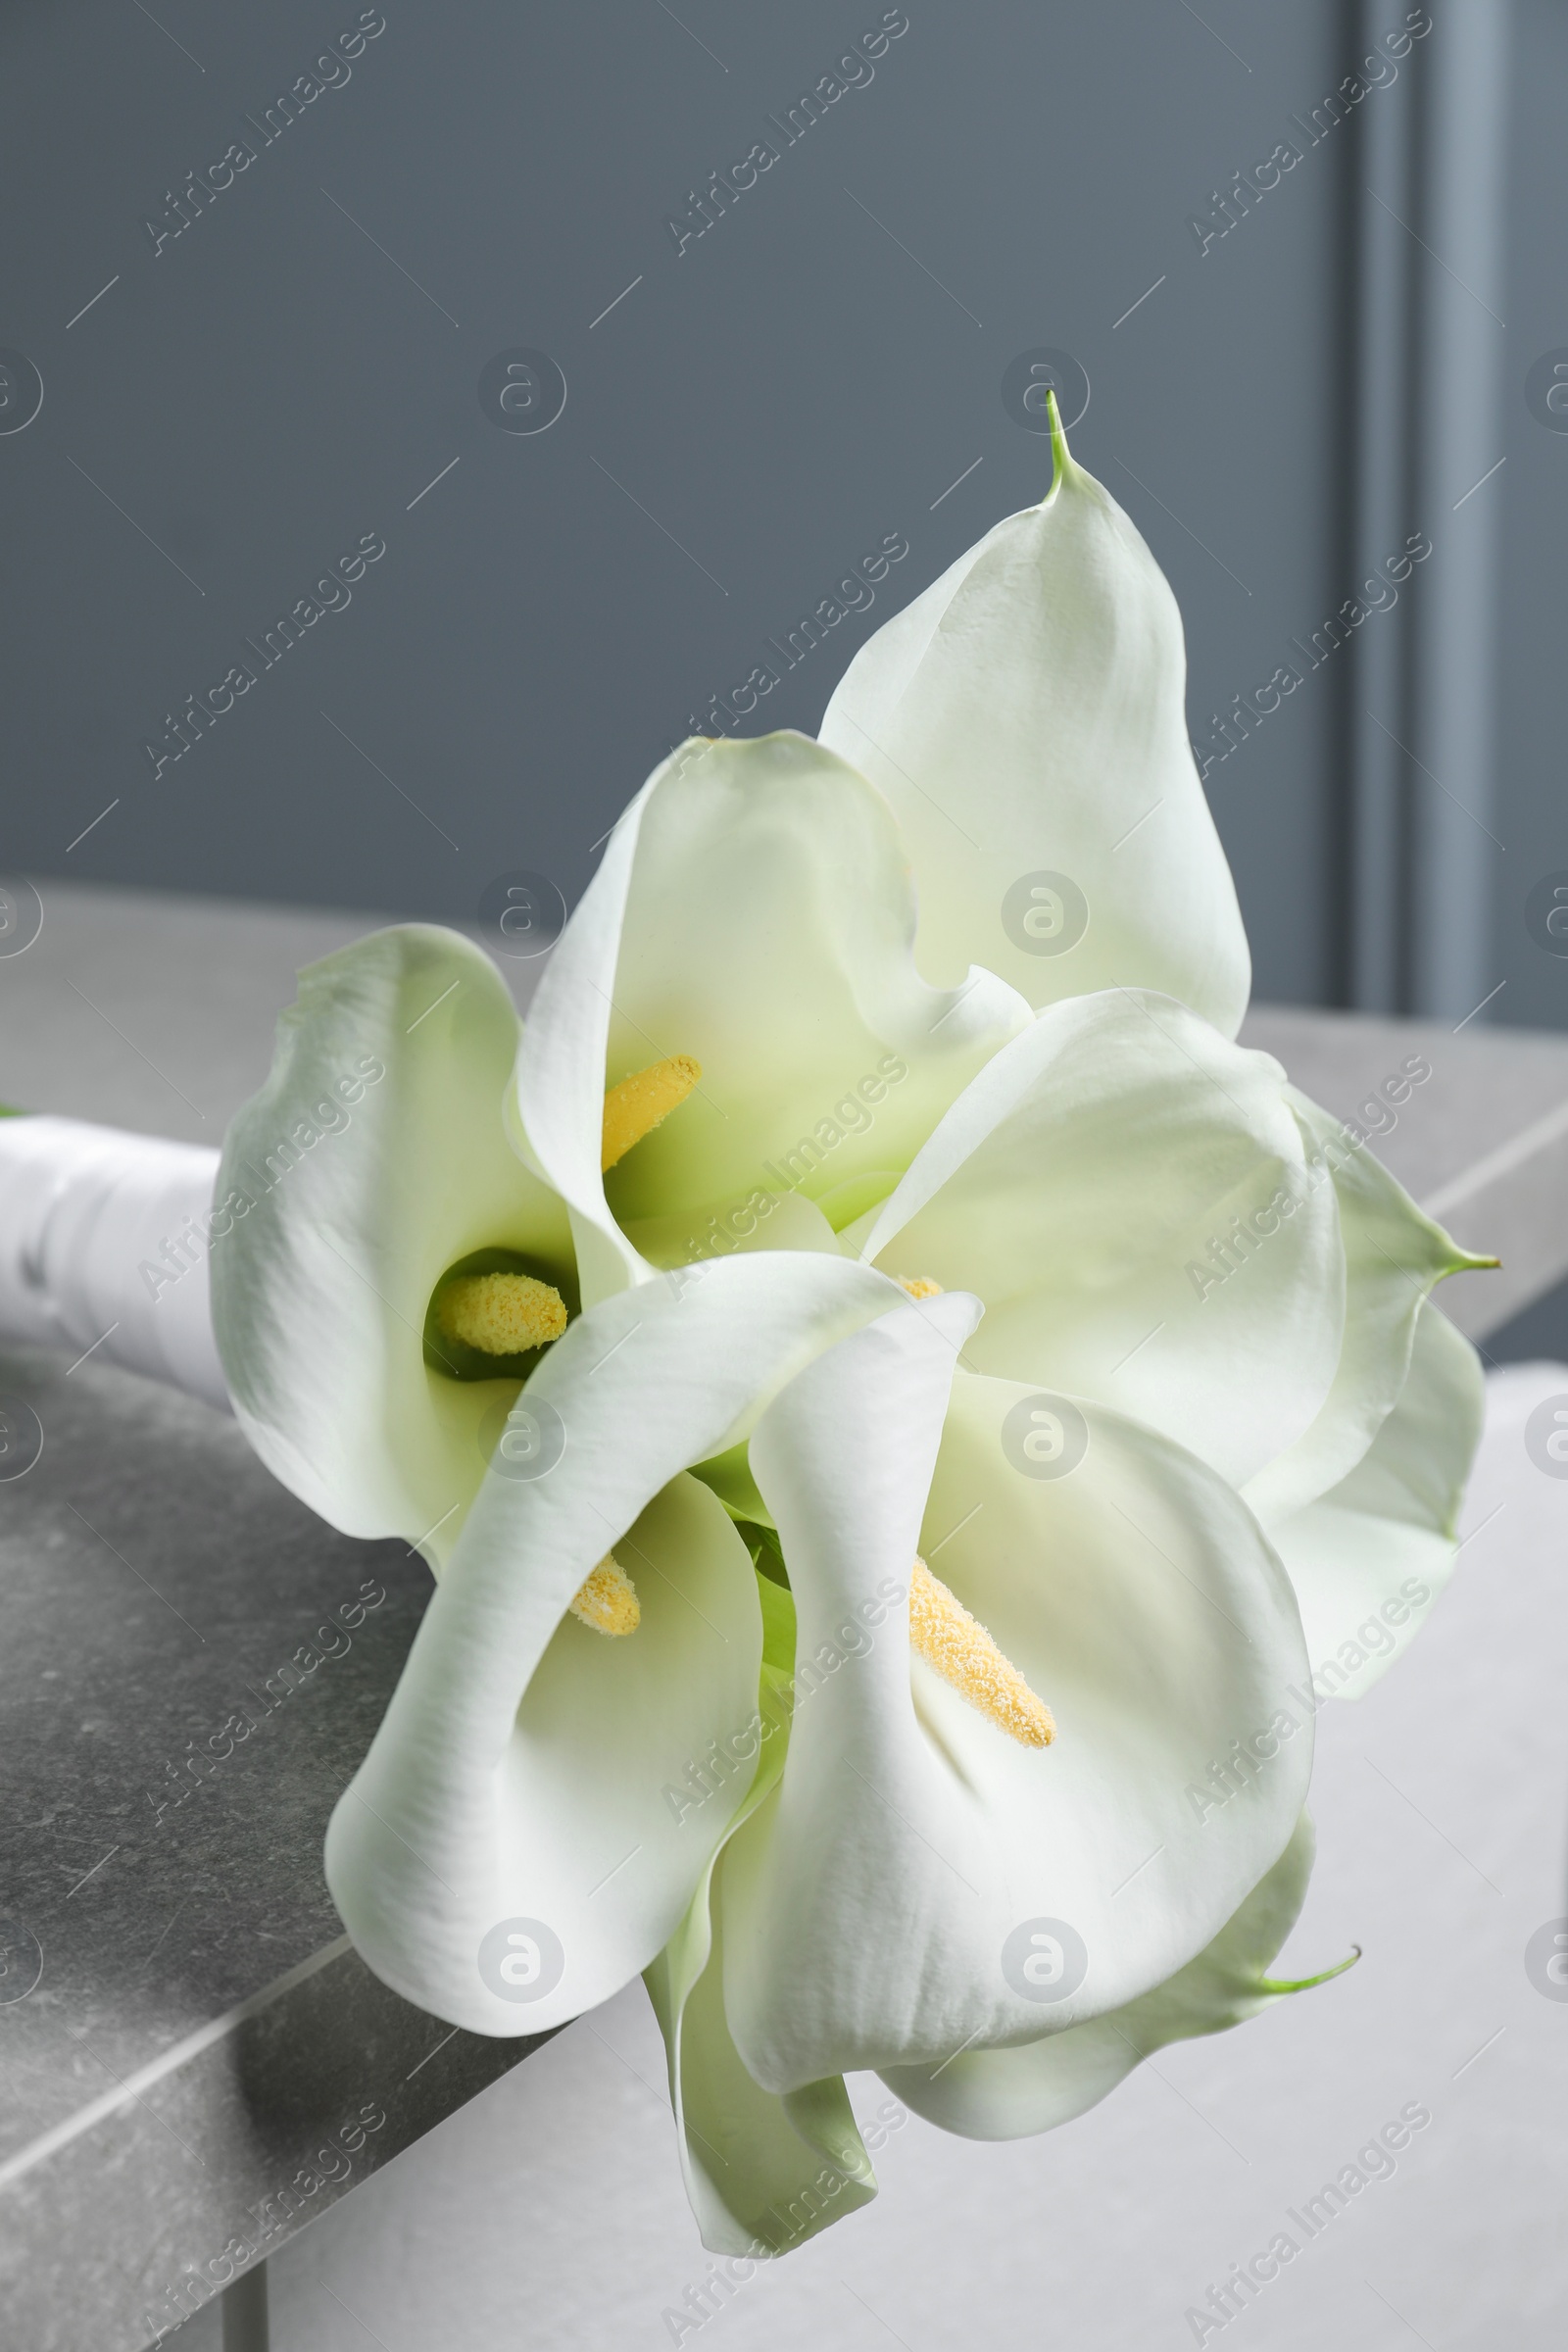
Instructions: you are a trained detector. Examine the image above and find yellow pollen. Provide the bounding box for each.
[896,1275,945,1299]
[569,1551,641,1637]
[437,1272,567,1355]
[602,1055,703,1171]
[908,1555,1054,1749]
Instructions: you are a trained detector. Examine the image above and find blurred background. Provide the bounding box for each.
[1,3,1563,1038]
[1,0,1561,1012]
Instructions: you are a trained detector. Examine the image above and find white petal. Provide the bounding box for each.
[513,732,1030,1301]
[881,1814,1339,2138]
[860,991,1344,1491]
[1242,1090,1486,1524]
[324,1250,906,2034]
[1266,1302,1485,1699]
[651,1902,877,2256]
[646,1575,878,2256]
[820,416,1250,1035]
[212,926,566,1568]
[506,780,652,1306]
[722,1314,1311,2093]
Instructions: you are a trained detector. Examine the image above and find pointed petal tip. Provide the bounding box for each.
[1042,385,1078,506]
[1257,1941,1361,1996]
[1048,385,1068,490]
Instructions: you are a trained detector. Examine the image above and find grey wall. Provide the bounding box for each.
[1,1,1557,1024]
[1497,0,1568,1038]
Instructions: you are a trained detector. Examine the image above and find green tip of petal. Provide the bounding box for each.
[1045,386,1073,502]
[0,1103,27,1117]
[1257,1943,1361,1997]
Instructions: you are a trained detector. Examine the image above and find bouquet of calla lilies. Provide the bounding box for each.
[0,400,1490,2256]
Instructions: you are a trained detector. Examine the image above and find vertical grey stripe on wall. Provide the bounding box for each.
[1347,0,1417,1014]
[1347,0,1511,1021]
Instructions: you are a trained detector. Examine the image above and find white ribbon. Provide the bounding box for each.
[0,1116,228,1409]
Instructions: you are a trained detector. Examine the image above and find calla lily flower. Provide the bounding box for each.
[0,405,1490,2260]
[647,1292,1314,2252]
[317,1247,910,2035]
[820,398,1250,1034]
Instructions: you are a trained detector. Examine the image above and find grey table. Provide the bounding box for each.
[2,882,1566,2352]
[0,885,556,2352]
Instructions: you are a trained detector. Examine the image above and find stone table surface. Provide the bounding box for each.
[2,879,1567,2352]
[0,884,532,2352]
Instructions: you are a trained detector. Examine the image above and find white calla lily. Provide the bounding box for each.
[645,1299,1317,2250]
[319,1252,905,2034]
[820,398,1250,1034]
[212,923,568,1570]
[0,397,1496,2263]
[724,1305,1313,2087]
[512,725,1031,1304]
